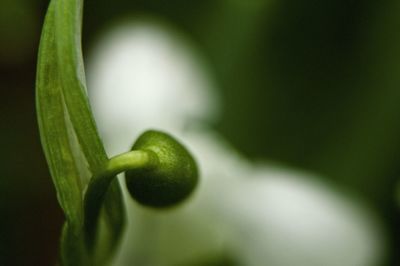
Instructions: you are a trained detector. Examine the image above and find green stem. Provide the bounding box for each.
[106,150,158,175]
[83,150,159,248]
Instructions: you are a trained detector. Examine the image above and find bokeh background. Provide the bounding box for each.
[0,0,399,265]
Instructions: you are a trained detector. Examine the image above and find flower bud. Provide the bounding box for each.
[125,130,198,208]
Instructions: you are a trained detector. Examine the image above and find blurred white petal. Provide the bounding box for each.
[87,20,386,266]
[87,19,219,156]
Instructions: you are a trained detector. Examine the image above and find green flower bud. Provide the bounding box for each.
[125,130,198,208]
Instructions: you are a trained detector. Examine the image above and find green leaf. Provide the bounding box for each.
[36,1,87,264]
[54,0,108,172]
[36,0,83,236]
[36,0,125,265]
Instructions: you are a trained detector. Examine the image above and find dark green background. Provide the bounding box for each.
[0,0,399,265]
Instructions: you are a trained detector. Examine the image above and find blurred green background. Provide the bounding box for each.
[0,0,399,265]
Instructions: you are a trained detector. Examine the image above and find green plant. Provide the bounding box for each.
[35,0,198,265]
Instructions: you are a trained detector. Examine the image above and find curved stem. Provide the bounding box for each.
[83,150,159,248]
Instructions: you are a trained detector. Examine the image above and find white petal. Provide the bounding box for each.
[177,131,385,266]
[87,19,219,156]
[87,21,386,266]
